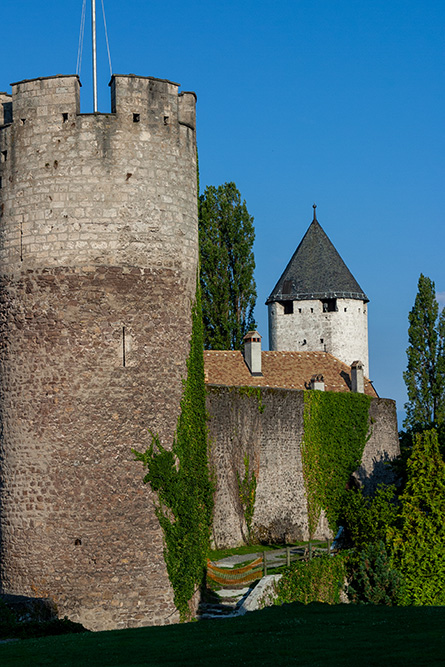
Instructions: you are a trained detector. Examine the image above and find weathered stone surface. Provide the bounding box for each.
[268,298,369,378]
[0,74,198,631]
[207,386,399,548]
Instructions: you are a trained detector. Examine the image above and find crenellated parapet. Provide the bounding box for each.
[0,74,197,277]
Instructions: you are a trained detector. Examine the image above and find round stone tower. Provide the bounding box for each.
[267,207,369,376]
[0,74,198,630]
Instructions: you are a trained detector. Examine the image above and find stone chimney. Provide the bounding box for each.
[310,374,325,391]
[351,360,364,393]
[243,331,262,376]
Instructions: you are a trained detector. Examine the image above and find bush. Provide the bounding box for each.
[273,554,347,606]
[0,598,87,640]
[348,541,405,606]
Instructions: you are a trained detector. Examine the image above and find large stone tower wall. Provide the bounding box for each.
[268,297,369,377]
[0,74,198,630]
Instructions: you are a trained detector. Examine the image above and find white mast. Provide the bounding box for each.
[92,0,98,112]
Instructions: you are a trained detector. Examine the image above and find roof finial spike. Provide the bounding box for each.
[312,203,317,222]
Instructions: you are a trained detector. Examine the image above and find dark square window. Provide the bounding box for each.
[283,301,293,315]
[322,298,337,312]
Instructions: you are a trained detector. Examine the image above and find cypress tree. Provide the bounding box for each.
[403,274,445,431]
[198,182,256,350]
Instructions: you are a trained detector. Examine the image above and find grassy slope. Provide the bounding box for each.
[1,603,445,666]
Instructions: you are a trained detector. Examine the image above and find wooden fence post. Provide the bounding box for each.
[327,539,331,554]
[286,546,290,567]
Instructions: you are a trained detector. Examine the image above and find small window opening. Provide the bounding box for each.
[164,115,169,125]
[20,118,26,125]
[344,307,347,312]
[298,308,302,313]
[358,308,361,313]
[75,538,82,546]
[0,177,2,189]
[62,113,69,123]
[321,298,337,312]
[310,308,314,313]
[122,326,126,367]
[302,339,307,345]
[133,113,140,123]
[282,301,293,315]
[320,338,324,344]
[1,150,7,162]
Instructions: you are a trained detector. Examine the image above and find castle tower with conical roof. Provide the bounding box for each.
[266,206,369,376]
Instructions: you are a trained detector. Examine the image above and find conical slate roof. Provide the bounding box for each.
[266,211,368,304]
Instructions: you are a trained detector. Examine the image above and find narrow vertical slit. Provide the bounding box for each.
[122,326,126,367]
[20,218,23,261]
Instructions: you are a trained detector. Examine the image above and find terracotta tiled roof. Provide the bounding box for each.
[204,350,377,397]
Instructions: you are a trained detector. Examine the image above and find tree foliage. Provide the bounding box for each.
[342,484,398,551]
[347,541,405,606]
[403,274,445,432]
[198,182,256,350]
[387,430,445,606]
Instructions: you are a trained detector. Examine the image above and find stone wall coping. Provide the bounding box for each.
[109,74,180,87]
[10,74,81,87]
[179,91,197,101]
[205,383,395,403]
[0,92,11,97]
[237,575,282,615]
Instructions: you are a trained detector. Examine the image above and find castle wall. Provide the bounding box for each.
[207,386,399,548]
[0,74,198,630]
[268,297,369,376]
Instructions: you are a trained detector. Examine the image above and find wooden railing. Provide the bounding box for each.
[207,540,335,587]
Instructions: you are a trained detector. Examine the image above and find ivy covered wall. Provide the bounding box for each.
[302,391,371,538]
[134,286,214,621]
[207,386,399,548]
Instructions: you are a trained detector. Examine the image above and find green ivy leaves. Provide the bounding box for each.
[133,281,214,621]
[302,391,371,537]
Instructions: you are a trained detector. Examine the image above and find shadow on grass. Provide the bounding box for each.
[1,603,444,666]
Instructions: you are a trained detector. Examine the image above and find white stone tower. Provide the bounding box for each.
[267,206,369,376]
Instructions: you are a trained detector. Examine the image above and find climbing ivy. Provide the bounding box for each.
[236,454,257,542]
[133,281,214,621]
[237,386,265,413]
[302,391,372,537]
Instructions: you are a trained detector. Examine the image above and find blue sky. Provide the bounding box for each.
[2,0,444,423]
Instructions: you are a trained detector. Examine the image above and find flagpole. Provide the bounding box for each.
[92,0,98,112]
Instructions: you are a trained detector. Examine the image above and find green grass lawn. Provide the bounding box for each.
[1,603,444,666]
[209,540,327,562]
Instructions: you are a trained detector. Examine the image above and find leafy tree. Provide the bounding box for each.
[342,483,398,551]
[198,182,256,349]
[403,274,445,432]
[387,429,445,605]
